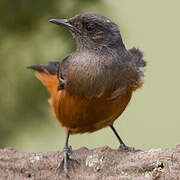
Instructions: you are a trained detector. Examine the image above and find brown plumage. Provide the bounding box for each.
[28,13,146,177]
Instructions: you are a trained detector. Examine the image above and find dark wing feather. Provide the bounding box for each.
[128,47,146,68]
[108,48,146,101]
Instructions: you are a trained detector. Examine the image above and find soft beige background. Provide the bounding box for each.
[6,0,180,151]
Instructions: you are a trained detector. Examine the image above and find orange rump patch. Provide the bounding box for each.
[35,72,59,98]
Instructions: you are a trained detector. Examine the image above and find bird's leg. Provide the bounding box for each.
[110,125,136,152]
[57,129,79,177]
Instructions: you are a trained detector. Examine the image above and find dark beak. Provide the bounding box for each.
[49,19,77,32]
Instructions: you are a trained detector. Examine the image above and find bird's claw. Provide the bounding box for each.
[118,144,140,152]
[56,146,79,178]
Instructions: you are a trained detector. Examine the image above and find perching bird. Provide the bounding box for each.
[28,13,146,177]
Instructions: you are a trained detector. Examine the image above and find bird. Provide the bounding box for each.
[28,13,146,177]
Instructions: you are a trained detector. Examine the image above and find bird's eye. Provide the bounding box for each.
[85,23,95,31]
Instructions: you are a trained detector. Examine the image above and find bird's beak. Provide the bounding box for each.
[49,19,77,32]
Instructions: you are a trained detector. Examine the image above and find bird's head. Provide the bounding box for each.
[49,13,125,51]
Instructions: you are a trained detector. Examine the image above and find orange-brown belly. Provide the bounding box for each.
[52,90,132,134]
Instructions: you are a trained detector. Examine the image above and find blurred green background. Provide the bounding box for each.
[0,0,179,152]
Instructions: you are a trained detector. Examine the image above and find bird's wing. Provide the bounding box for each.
[106,48,146,102]
[128,48,146,68]
[57,56,69,83]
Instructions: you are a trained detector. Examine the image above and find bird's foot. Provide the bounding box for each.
[118,144,140,152]
[56,146,79,178]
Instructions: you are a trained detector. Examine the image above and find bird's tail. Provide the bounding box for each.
[27,62,59,98]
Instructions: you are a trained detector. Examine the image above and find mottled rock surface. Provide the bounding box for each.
[0,145,180,180]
